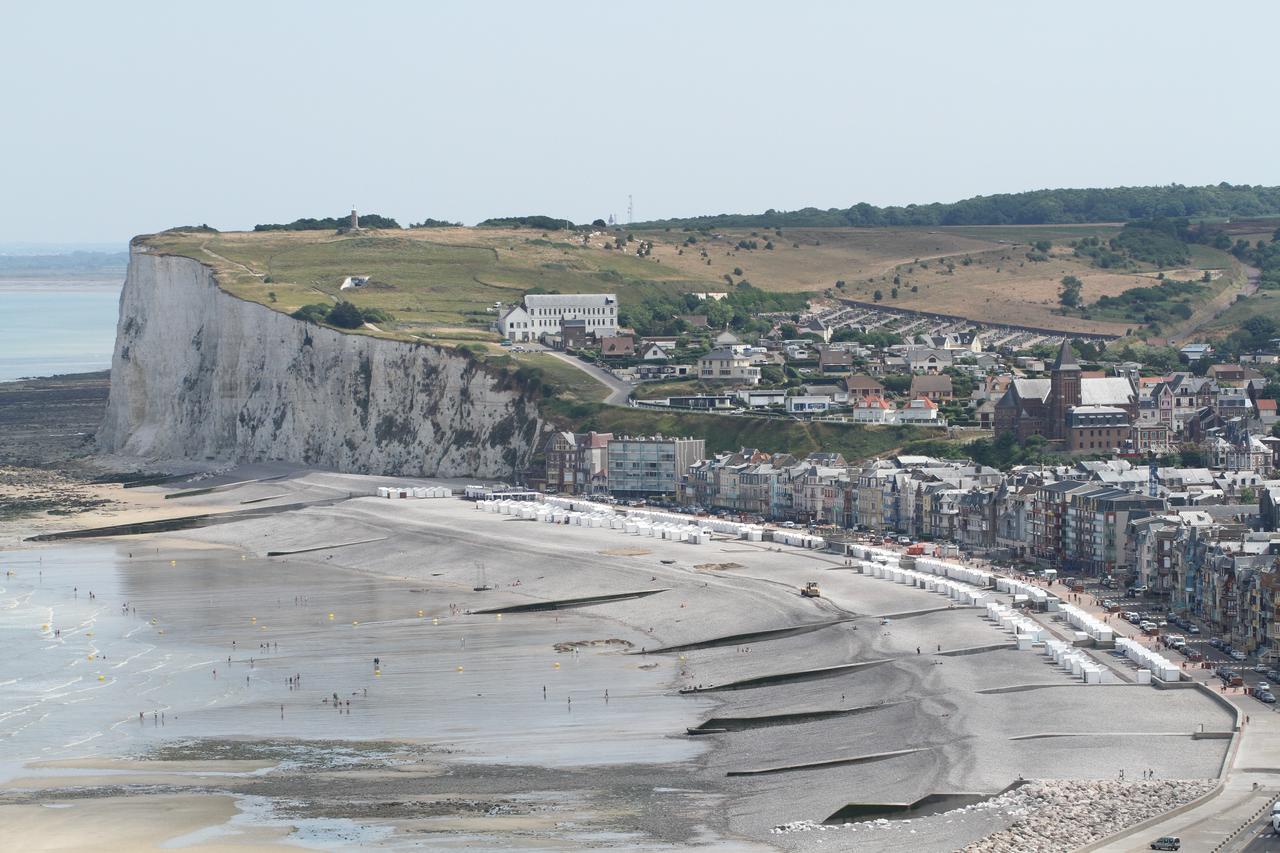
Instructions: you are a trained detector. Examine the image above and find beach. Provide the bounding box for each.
[0,470,1234,850]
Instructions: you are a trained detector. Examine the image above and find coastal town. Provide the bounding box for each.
[9,4,1280,844]
[492,288,1280,671]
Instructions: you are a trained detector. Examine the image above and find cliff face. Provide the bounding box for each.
[98,250,541,477]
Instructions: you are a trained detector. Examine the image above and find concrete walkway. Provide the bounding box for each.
[1085,699,1280,852]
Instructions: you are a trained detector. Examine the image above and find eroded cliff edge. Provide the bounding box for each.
[98,248,541,477]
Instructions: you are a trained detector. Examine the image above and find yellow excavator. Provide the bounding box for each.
[801,582,821,598]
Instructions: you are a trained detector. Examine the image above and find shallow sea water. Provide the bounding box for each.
[0,542,706,779]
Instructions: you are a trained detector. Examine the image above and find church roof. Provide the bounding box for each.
[1080,377,1136,406]
[1052,340,1080,371]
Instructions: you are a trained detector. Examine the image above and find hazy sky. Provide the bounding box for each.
[5,1,1280,244]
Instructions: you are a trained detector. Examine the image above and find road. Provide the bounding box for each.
[1239,815,1280,852]
[539,348,634,405]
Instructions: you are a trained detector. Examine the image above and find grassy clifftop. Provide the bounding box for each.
[140,220,1240,342]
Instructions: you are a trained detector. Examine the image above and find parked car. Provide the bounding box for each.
[1257,691,1277,704]
[1187,626,1201,635]
[1186,650,1204,662]
[1266,671,1280,684]
[1149,837,1180,851]
[1231,651,1247,662]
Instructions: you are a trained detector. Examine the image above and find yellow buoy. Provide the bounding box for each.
[251,616,257,622]
[170,560,176,566]
[456,666,463,672]
[260,625,267,631]
[86,631,94,637]
[87,654,94,660]
[41,623,49,631]
[374,669,381,676]
[328,613,335,620]
[241,555,246,560]
[158,629,164,635]
[352,621,359,626]
[418,610,424,618]
[553,662,560,669]
[97,675,105,681]
[432,618,439,625]
[496,614,502,621]
[150,618,157,625]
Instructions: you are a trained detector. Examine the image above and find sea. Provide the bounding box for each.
[0,279,122,383]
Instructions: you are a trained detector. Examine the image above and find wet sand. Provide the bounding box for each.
[0,470,1232,851]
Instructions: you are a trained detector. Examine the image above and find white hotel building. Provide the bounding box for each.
[498,293,618,343]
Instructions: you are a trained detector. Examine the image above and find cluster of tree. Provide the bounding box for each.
[1100,341,1183,373]
[290,301,393,329]
[617,284,808,337]
[1111,219,1193,266]
[254,214,400,232]
[829,326,903,348]
[476,215,575,230]
[1212,315,1280,362]
[1234,226,1280,290]
[627,185,1280,230]
[1058,275,1083,307]
[1090,278,1202,327]
[1072,218,1192,269]
[409,218,462,228]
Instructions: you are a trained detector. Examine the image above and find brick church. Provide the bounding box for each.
[994,341,1137,448]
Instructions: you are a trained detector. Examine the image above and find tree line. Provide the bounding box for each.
[628,184,1280,230]
[254,213,401,232]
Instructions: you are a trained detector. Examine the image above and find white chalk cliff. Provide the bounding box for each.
[99,248,541,477]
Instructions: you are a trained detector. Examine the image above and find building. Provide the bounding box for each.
[785,395,834,414]
[600,335,635,357]
[640,342,669,361]
[607,436,706,498]
[845,375,885,399]
[899,397,941,423]
[1067,405,1130,452]
[697,347,761,384]
[818,346,854,374]
[498,293,618,342]
[851,396,895,423]
[994,341,1136,442]
[543,431,613,495]
[910,374,954,402]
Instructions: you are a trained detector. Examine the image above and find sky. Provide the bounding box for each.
[4,0,1280,245]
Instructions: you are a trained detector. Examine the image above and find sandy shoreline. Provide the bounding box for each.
[0,469,1233,850]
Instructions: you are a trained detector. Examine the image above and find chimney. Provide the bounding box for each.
[351,206,359,230]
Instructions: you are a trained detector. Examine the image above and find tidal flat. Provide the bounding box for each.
[0,471,1232,850]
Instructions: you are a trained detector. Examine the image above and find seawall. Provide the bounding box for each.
[97,248,540,477]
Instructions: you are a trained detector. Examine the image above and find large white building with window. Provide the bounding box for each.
[697,346,761,385]
[498,293,618,343]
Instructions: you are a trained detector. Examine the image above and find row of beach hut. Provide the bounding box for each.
[377,486,453,499]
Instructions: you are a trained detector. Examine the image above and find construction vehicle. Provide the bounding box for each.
[801,582,821,598]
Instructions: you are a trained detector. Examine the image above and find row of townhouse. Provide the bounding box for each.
[678,448,1277,557]
[1128,508,1280,662]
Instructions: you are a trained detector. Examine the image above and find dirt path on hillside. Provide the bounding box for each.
[1171,260,1260,345]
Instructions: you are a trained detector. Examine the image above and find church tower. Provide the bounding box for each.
[1047,339,1081,440]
